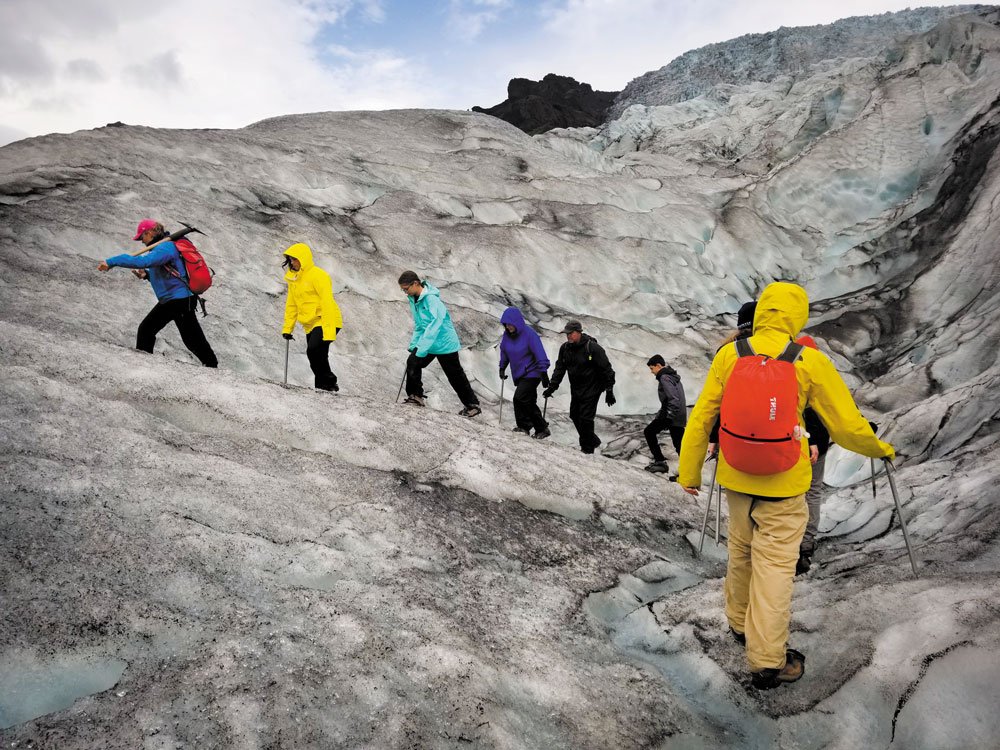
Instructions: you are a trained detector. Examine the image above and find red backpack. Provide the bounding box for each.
[719,338,805,475]
[169,237,213,295]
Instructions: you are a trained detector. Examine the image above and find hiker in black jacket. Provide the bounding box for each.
[542,320,616,454]
[643,355,686,474]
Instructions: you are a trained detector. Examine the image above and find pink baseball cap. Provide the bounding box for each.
[132,218,158,240]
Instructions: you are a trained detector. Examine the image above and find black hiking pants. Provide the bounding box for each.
[569,390,602,452]
[406,351,479,407]
[513,377,548,432]
[136,296,217,367]
[306,326,338,391]
[644,415,685,462]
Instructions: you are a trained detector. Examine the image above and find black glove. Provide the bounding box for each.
[408,347,417,354]
[541,372,550,388]
[499,367,508,381]
[542,386,555,399]
[605,388,616,407]
[282,333,294,341]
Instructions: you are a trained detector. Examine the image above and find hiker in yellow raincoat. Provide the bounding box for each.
[678,281,894,690]
[281,243,343,391]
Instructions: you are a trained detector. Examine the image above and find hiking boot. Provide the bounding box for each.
[795,554,812,576]
[512,427,531,435]
[459,405,482,418]
[532,429,551,440]
[750,649,805,690]
[402,395,425,407]
[644,460,669,473]
[730,628,746,646]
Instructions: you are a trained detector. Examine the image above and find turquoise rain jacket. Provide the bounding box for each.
[407,282,461,357]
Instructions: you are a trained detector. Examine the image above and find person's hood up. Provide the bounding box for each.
[500,306,526,335]
[284,243,315,280]
[753,282,808,339]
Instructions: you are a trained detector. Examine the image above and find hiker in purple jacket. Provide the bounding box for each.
[498,307,551,439]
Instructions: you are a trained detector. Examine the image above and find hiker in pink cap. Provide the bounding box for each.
[98,219,218,367]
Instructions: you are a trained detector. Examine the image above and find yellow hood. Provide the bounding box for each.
[284,242,315,280]
[753,282,809,340]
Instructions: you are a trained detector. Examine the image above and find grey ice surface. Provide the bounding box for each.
[2,7,1000,749]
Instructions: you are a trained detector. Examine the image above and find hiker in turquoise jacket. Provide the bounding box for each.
[398,270,481,417]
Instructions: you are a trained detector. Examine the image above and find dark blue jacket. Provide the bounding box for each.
[499,307,550,382]
[106,241,191,303]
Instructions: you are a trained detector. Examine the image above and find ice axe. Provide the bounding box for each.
[128,222,204,257]
[882,458,920,577]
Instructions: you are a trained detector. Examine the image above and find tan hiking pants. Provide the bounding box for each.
[724,490,808,670]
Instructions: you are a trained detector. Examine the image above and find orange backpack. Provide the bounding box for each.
[719,339,804,475]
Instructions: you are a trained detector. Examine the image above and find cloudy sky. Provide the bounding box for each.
[0,0,959,146]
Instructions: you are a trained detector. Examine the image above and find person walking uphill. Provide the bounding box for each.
[399,271,481,417]
[644,355,686,474]
[677,282,895,691]
[97,219,218,367]
[499,306,551,439]
[542,320,616,454]
[281,243,343,391]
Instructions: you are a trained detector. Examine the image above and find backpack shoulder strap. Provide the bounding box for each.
[776,342,804,363]
[734,338,755,357]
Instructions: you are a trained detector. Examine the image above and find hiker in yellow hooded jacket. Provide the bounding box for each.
[281,243,343,391]
[678,281,895,690]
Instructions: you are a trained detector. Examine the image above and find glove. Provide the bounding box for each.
[499,367,507,381]
[542,386,555,399]
[282,333,294,340]
[409,347,417,354]
[541,372,550,388]
[605,389,616,407]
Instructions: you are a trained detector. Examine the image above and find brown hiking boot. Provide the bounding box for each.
[750,648,805,690]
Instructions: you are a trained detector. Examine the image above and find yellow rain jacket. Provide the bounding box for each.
[678,282,894,497]
[281,243,343,341]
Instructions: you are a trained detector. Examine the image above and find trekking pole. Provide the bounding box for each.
[395,368,406,403]
[883,459,920,577]
[870,459,878,501]
[543,397,548,419]
[499,380,505,426]
[715,482,723,545]
[698,457,719,553]
[283,338,290,386]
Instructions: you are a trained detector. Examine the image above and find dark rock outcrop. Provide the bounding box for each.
[473,74,618,135]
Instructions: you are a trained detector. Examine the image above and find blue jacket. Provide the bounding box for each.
[407,282,461,357]
[106,241,191,303]
[499,307,549,381]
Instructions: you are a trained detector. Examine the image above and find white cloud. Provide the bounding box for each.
[0,0,436,140]
[448,0,513,41]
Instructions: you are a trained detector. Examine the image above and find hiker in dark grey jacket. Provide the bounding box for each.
[542,320,616,454]
[644,355,687,474]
